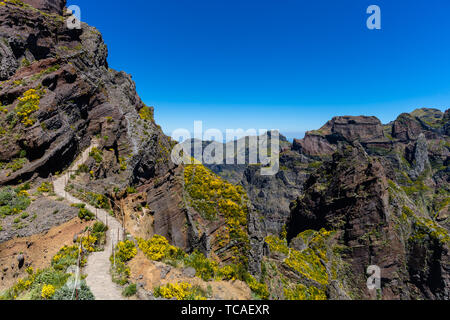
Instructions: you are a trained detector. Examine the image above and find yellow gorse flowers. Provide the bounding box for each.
[158,282,191,300]
[41,284,55,299]
[115,240,137,261]
[138,235,183,261]
[184,164,250,263]
[139,105,154,121]
[284,284,327,300]
[15,88,40,127]
[52,245,80,265]
[82,235,97,252]
[154,282,206,300]
[265,228,332,286]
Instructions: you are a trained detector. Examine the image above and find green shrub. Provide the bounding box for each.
[183,251,218,281]
[126,186,137,194]
[19,182,31,191]
[89,147,103,163]
[52,280,95,300]
[0,205,12,217]
[37,182,53,193]
[92,221,107,233]
[0,187,30,217]
[91,221,108,246]
[78,207,94,221]
[52,245,80,272]
[21,58,31,68]
[245,274,269,300]
[110,260,130,286]
[76,164,89,174]
[86,192,110,209]
[308,161,322,169]
[122,283,137,297]
[33,269,70,289]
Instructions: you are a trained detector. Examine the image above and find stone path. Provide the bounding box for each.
[53,143,125,300]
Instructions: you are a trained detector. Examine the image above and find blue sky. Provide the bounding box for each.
[67,0,450,140]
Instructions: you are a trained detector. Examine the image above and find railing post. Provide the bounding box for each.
[64,174,67,199]
[113,240,116,268]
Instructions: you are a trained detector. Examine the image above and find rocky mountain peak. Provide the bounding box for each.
[318,115,385,142]
[292,115,385,157]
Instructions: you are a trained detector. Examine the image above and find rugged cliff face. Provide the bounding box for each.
[284,109,449,299]
[208,108,449,299]
[0,0,192,249]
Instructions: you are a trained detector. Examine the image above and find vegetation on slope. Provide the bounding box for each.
[110,234,269,299]
[0,222,107,300]
[184,164,250,266]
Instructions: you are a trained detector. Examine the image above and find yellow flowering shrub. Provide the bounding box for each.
[52,245,82,271]
[37,182,53,193]
[15,89,41,127]
[109,240,137,285]
[153,282,206,300]
[0,0,25,7]
[82,235,97,252]
[184,164,250,263]
[25,266,34,275]
[298,228,333,262]
[183,250,219,281]
[155,282,191,300]
[402,206,450,245]
[1,238,98,300]
[136,234,269,299]
[265,235,289,255]
[284,284,326,300]
[137,235,184,261]
[285,248,328,286]
[89,147,103,163]
[139,105,154,121]
[216,265,236,280]
[265,229,332,286]
[119,157,127,171]
[245,274,269,300]
[110,258,131,286]
[115,240,137,262]
[41,284,55,299]
[0,186,31,217]
[17,189,29,197]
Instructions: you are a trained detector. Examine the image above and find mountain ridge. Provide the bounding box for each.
[0,0,448,301]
